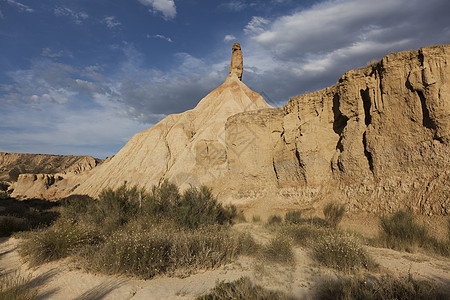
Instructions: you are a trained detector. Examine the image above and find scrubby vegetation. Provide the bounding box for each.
[284,210,302,225]
[376,210,450,257]
[0,272,37,300]
[267,214,283,226]
[197,277,293,300]
[323,202,345,228]
[18,181,256,279]
[0,197,59,237]
[312,232,377,273]
[315,273,450,300]
[261,235,294,264]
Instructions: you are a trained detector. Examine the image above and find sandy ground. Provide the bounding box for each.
[1,222,449,299]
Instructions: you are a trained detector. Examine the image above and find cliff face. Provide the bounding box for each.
[225,44,449,215]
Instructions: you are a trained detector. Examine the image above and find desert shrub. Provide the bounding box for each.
[0,217,27,237]
[252,215,261,223]
[19,219,97,266]
[323,202,345,228]
[80,223,250,279]
[267,215,283,226]
[284,210,302,224]
[315,273,449,300]
[312,232,376,273]
[197,277,292,300]
[281,224,329,247]
[0,191,8,200]
[378,210,428,252]
[0,272,37,300]
[261,235,294,264]
[173,186,236,229]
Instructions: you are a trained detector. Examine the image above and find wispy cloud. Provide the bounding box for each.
[54,7,88,24]
[244,16,269,35]
[138,0,177,20]
[103,16,121,29]
[41,48,64,58]
[148,34,173,43]
[220,1,250,12]
[7,0,34,13]
[224,34,236,42]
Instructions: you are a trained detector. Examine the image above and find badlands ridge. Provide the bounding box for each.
[5,43,450,216]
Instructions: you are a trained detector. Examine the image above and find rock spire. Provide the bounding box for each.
[229,42,243,80]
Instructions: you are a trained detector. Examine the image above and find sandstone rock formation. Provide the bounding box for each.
[230,42,243,80]
[0,152,102,198]
[225,44,449,215]
[0,152,101,182]
[8,44,449,216]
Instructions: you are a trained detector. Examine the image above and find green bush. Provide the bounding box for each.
[197,277,292,300]
[0,272,37,300]
[312,232,376,273]
[323,202,345,228]
[284,210,302,224]
[173,186,236,229]
[315,273,449,300]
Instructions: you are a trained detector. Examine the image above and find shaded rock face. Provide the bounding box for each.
[226,44,449,215]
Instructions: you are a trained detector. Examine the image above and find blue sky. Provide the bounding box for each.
[1,0,449,158]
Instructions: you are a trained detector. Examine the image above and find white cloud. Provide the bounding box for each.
[224,34,236,42]
[221,1,248,11]
[103,16,121,28]
[54,7,88,24]
[7,0,34,13]
[149,34,173,43]
[41,48,64,58]
[244,16,269,35]
[138,0,177,20]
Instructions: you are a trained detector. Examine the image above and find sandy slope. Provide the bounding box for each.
[1,224,449,299]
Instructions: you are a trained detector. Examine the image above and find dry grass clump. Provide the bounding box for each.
[377,210,449,256]
[315,273,450,300]
[281,223,329,247]
[267,215,283,226]
[323,202,345,228]
[19,219,97,267]
[261,235,294,264]
[197,277,294,300]
[80,223,249,279]
[284,210,302,224]
[19,182,252,278]
[312,232,377,273]
[0,272,37,300]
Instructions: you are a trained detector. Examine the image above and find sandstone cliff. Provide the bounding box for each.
[225,44,449,215]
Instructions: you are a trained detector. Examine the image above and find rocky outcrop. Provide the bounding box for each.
[230,42,243,80]
[0,152,102,198]
[0,152,102,182]
[225,44,449,215]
